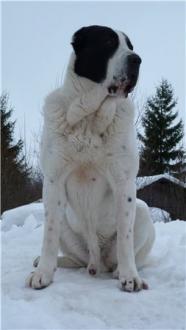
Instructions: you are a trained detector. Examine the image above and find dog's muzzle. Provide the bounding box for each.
[108,53,142,97]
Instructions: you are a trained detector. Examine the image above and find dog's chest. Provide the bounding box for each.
[64,117,116,235]
[65,165,116,238]
[66,164,108,208]
[63,115,114,165]
[65,168,117,247]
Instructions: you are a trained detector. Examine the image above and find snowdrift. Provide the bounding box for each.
[1,203,186,329]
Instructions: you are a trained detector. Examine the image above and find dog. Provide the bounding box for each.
[26,25,155,292]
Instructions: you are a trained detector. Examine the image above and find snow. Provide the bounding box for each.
[136,173,186,190]
[150,207,171,223]
[1,203,186,330]
[1,202,44,231]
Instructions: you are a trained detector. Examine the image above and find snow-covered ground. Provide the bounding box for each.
[1,203,186,330]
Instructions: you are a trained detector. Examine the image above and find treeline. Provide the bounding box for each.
[1,93,42,214]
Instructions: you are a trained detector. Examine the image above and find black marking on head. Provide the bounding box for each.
[72,25,119,83]
[92,178,96,181]
[122,33,133,51]
[125,36,133,51]
[128,197,132,202]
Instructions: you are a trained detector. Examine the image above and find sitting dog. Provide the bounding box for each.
[26,25,155,292]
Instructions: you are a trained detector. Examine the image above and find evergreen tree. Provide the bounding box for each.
[138,79,185,176]
[1,93,32,213]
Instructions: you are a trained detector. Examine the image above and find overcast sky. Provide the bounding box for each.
[2,1,185,157]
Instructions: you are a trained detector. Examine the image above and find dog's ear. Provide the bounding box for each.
[71,27,89,55]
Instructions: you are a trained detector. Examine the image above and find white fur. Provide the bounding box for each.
[26,31,155,291]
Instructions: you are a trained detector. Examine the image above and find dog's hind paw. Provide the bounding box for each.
[112,267,119,279]
[87,264,97,276]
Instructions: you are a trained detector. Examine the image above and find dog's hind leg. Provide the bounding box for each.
[59,213,89,267]
[33,255,84,268]
[134,199,155,269]
[57,256,84,268]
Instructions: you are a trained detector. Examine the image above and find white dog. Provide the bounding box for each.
[26,25,155,292]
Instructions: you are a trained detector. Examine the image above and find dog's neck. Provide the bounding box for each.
[63,52,100,101]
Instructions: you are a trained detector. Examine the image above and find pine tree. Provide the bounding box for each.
[1,93,32,213]
[138,79,185,176]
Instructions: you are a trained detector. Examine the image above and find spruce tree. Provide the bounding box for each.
[1,93,31,213]
[138,79,185,176]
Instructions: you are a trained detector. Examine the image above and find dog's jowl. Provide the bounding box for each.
[26,25,155,292]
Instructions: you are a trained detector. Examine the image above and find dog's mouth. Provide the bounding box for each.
[108,78,135,98]
[123,81,134,97]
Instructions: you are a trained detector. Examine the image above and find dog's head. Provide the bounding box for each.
[71,25,141,97]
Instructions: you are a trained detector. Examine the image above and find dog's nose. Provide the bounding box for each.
[126,53,141,84]
[127,53,142,66]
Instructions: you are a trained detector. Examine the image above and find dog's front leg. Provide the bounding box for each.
[26,177,66,289]
[114,177,146,292]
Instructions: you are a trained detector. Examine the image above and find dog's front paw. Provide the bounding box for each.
[119,274,148,292]
[26,269,53,289]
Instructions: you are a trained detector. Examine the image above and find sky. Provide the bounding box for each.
[2,1,186,160]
